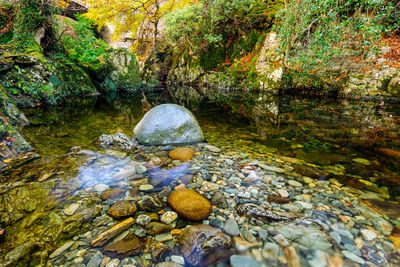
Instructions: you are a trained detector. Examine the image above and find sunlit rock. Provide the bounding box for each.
[133,104,204,145]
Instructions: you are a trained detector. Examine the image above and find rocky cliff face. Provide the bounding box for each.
[150,32,400,99]
[0,13,141,168]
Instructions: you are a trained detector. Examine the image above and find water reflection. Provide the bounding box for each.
[17,91,400,200]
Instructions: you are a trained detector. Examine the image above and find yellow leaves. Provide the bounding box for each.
[3,159,12,164]
[83,0,195,54]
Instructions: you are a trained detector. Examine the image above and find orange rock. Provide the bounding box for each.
[327,253,343,267]
[338,215,351,224]
[284,246,301,267]
[388,235,400,249]
[171,229,182,236]
[167,188,211,221]
[168,147,195,161]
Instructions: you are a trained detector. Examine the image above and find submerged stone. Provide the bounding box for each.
[98,133,138,151]
[167,188,212,221]
[103,235,144,257]
[179,224,234,266]
[133,104,204,145]
[106,201,137,219]
[168,147,195,161]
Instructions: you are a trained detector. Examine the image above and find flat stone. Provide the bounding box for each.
[277,189,289,198]
[94,184,109,192]
[139,184,154,191]
[155,233,173,242]
[273,234,289,247]
[64,203,80,216]
[288,180,302,187]
[146,222,173,235]
[342,250,365,264]
[49,241,75,258]
[204,145,221,153]
[87,254,103,267]
[259,164,285,173]
[284,246,301,267]
[100,188,125,200]
[230,255,260,267]
[374,219,393,236]
[224,218,240,236]
[262,242,279,260]
[171,255,185,265]
[360,229,377,241]
[103,236,144,257]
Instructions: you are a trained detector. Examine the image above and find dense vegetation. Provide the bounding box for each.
[275,0,400,88]
[1,0,399,97]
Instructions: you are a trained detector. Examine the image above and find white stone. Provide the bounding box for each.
[94,184,109,192]
[171,255,185,265]
[63,203,80,216]
[161,211,178,225]
[277,189,289,198]
[205,145,221,153]
[139,184,154,191]
[360,229,377,241]
[106,259,120,267]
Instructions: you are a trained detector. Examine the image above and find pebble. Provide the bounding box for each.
[106,259,120,267]
[262,242,279,259]
[64,203,80,216]
[205,145,221,152]
[136,214,152,226]
[360,229,377,241]
[277,189,289,198]
[139,184,154,191]
[171,255,185,265]
[225,159,234,165]
[374,219,393,235]
[161,211,178,224]
[273,234,290,247]
[288,180,302,187]
[94,184,109,192]
[230,255,260,267]
[341,250,365,264]
[87,254,103,267]
[49,241,75,258]
[136,164,147,174]
[224,218,240,236]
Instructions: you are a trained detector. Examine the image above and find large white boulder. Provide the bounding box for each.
[133,104,204,145]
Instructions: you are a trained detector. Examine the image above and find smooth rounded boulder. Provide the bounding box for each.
[133,104,204,145]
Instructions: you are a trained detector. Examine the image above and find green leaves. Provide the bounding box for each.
[274,0,400,89]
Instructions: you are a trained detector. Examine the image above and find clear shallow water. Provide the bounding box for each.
[19,93,400,200]
[1,92,400,265]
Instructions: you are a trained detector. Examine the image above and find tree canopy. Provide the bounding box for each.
[83,0,195,57]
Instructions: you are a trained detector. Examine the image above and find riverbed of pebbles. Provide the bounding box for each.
[46,142,400,267]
